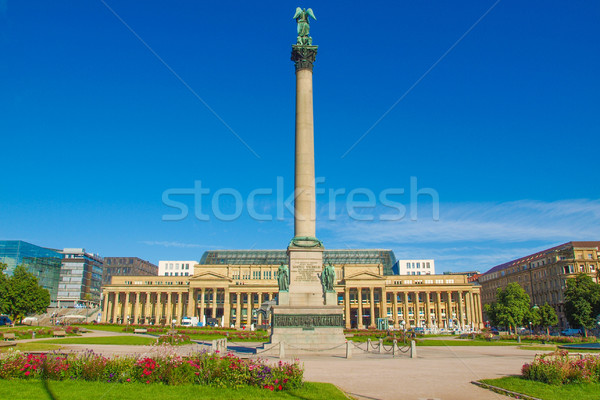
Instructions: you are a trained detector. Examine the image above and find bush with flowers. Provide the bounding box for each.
[521,350,600,385]
[156,333,192,346]
[0,348,303,390]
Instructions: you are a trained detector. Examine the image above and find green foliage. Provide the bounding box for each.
[0,263,9,315]
[484,282,531,332]
[480,376,600,400]
[3,265,50,322]
[0,350,304,391]
[538,303,559,334]
[521,350,600,385]
[564,274,600,333]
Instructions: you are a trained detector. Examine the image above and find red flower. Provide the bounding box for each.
[278,385,283,391]
[24,371,31,376]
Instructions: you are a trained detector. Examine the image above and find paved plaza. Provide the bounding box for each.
[18,329,539,400]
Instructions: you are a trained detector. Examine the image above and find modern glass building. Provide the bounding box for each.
[0,240,63,307]
[58,248,103,307]
[200,249,397,275]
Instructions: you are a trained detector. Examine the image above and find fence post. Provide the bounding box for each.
[378,338,383,354]
[210,339,216,354]
[410,340,417,359]
[346,340,352,359]
[393,339,397,357]
[279,341,285,358]
[367,338,371,352]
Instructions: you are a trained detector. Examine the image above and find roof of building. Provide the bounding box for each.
[483,241,600,276]
[199,249,397,272]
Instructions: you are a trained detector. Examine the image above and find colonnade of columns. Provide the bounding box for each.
[101,289,278,327]
[341,287,483,330]
[102,286,482,330]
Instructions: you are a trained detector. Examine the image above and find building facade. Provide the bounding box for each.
[158,260,196,277]
[103,257,158,285]
[394,260,435,275]
[0,240,63,307]
[479,241,600,328]
[58,248,103,307]
[102,250,482,330]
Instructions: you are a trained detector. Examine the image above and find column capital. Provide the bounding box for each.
[291,45,318,72]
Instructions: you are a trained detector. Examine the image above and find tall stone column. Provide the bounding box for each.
[247,292,253,327]
[436,292,442,329]
[465,291,473,329]
[186,290,195,318]
[446,291,453,329]
[457,291,464,329]
[291,45,318,240]
[144,292,152,322]
[357,287,363,329]
[235,292,241,328]
[402,292,409,328]
[198,288,205,325]
[166,292,173,323]
[211,289,217,321]
[381,288,388,325]
[369,287,376,328]
[413,291,419,327]
[123,292,130,324]
[102,291,110,322]
[224,289,231,328]
[132,292,140,324]
[344,287,351,329]
[425,291,432,328]
[392,291,399,328]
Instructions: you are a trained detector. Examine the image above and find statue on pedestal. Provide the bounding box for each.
[293,7,316,46]
[277,262,289,292]
[321,262,335,293]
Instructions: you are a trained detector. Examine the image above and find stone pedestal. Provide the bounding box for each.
[262,246,346,356]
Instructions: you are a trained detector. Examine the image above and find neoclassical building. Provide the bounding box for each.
[102,250,483,330]
[479,241,600,328]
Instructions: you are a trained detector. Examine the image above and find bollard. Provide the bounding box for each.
[32,332,36,339]
[367,338,371,351]
[210,339,216,354]
[223,338,228,353]
[346,340,352,359]
[378,339,383,354]
[517,336,521,344]
[392,339,397,357]
[279,341,285,358]
[410,340,417,359]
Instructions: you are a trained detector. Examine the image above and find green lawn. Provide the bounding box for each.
[416,339,517,346]
[0,380,347,400]
[518,345,558,351]
[0,342,64,353]
[42,336,157,345]
[480,376,600,400]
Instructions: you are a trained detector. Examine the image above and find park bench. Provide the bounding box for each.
[133,328,148,334]
[3,333,16,341]
[53,330,66,337]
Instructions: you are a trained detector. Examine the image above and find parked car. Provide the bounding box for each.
[561,328,582,337]
[0,315,13,326]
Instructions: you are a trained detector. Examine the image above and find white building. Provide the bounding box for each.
[396,260,435,275]
[158,260,196,277]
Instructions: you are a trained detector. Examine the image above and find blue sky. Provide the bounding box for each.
[1,1,599,272]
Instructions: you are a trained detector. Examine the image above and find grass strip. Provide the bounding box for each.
[0,380,347,400]
[479,376,600,400]
[41,336,157,346]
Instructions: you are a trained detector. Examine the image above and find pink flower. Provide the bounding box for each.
[24,371,31,376]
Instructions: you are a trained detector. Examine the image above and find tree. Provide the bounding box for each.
[484,282,531,334]
[524,306,541,332]
[537,303,558,335]
[0,263,9,315]
[564,273,600,337]
[6,265,50,323]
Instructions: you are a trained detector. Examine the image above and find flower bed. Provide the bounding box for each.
[476,333,597,344]
[0,327,80,340]
[156,334,191,346]
[0,349,303,390]
[522,350,600,385]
